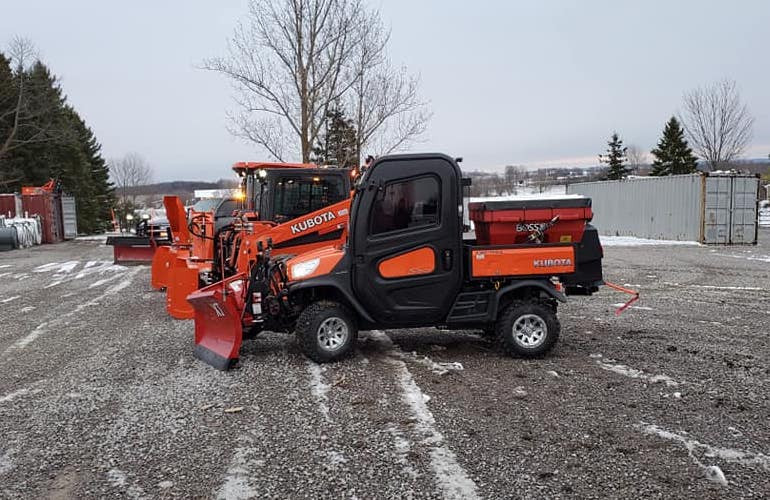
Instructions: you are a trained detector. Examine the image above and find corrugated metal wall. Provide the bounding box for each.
[61,196,78,239]
[567,173,759,244]
[567,174,703,241]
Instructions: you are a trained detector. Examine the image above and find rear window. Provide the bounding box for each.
[273,175,347,221]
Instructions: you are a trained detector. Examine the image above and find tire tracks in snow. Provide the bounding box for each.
[367,330,480,500]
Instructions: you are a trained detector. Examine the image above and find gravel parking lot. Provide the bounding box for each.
[1,231,769,499]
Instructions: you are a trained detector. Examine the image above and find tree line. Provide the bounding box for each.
[0,37,114,233]
[600,79,755,180]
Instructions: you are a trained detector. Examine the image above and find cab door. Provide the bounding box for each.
[351,154,463,326]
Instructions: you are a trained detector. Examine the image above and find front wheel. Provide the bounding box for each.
[496,300,560,357]
[296,301,357,363]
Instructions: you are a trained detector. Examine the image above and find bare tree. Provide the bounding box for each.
[109,153,153,206]
[626,145,648,174]
[346,12,430,160]
[203,0,368,162]
[504,165,526,194]
[680,79,754,170]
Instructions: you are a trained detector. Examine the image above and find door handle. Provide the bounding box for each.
[442,249,453,271]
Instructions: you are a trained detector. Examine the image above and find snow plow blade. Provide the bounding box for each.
[151,245,174,289]
[166,257,201,319]
[188,273,247,370]
[106,236,156,265]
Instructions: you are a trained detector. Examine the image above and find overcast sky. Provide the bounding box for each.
[2,0,768,181]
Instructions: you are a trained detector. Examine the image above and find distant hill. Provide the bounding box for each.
[125,179,239,196]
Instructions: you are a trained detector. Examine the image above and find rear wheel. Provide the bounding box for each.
[496,300,560,357]
[296,301,357,363]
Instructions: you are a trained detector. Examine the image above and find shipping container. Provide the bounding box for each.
[566,173,759,244]
[22,193,64,244]
[0,193,22,218]
[61,196,78,239]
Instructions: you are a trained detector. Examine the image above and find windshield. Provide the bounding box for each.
[272,175,346,222]
[192,198,222,213]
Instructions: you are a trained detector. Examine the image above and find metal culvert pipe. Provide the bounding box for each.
[0,227,19,251]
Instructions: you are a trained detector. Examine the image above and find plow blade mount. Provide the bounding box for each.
[151,245,174,289]
[166,257,204,319]
[106,236,156,264]
[187,273,247,370]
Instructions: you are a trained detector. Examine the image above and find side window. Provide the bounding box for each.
[369,176,440,235]
[217,200,238,218]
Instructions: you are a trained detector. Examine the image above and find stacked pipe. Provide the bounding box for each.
[0,216,43,251]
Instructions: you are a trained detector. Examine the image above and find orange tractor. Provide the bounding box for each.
[152,162,355,319]
[188,153,638,370]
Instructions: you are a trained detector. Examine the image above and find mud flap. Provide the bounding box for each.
[151,246,175,290]
[187,273,247,370]
[166,257,204,319]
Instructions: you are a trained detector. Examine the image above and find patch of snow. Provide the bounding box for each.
[0,449,14,474]
[385,423,419,480]
[107,469,147,500]
[20,306,35,313]
[326,450,348,466]
[44,281,61,289]
[396,350,464,376]
[0,272,10,279]
[372,330,479,500]
[714,252,770,263]
[88,273,125,289]
[77,234,112,241]
[0,264,12,269]
[306,361,331,423]
[0,296,20,304]
[0,388,30,403]
[600,236,699,247]
[158,480,174,489]
[612,303,652,311]
[691,285,763,291]
[595,358,679,387]
[11,322,48,350]
[639,423,770,484]
[215,447,260,500]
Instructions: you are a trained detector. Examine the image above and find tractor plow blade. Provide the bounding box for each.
[166,257,205,319]
[188,274,247,370]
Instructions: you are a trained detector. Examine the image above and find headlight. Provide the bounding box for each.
[291,258,320,280]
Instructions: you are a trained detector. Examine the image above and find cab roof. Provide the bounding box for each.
[232,162,316,173]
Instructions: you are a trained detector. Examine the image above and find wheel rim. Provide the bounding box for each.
[512,314,547,349]
[317,317,349,352]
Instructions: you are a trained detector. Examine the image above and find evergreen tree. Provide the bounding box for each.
[311,107,358,167]
[0,53,114,233]
[599,132,629,180]
[650,117,698,176]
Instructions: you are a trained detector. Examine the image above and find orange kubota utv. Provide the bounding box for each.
[188,153,618,370]
[153,162,355,319]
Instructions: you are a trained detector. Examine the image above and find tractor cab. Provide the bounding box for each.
[233,162,353,223]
